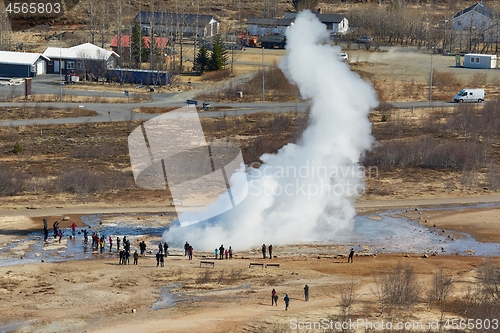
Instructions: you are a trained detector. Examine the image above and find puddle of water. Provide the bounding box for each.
[152,283,250,310]
[1,207,500,268]
[333,211,500,256]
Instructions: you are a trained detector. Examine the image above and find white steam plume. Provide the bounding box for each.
[163,10,378,250]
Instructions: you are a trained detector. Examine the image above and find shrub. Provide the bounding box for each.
[57,169,108,195]
[373,262,421,314]
[432,70,459,90]
[0,168,26,196]
[12,142,22,154]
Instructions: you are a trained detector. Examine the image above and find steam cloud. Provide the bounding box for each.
[163,10,378,250]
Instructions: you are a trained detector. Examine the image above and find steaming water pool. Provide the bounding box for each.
[1,206,500,267]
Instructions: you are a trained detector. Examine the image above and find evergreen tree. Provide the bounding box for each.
[131,21,148,67]
[196,44,210,73]
[208,34,228,71]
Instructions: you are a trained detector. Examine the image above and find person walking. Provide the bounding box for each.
[271,289,278,306]
[304,285,309,301]
[133,250,139,265]
[348,248,355,263]
[284,294,290,311]
[58,230,63,243]
[268,244,273,259]
[262,244,266,259]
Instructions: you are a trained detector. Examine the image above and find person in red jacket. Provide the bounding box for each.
[271,288,278,306]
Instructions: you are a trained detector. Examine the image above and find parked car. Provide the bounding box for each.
[357,36,373,44]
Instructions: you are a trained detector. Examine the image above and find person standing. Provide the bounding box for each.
[99,237,105,254]
[229,246,233,259]
[163,242,168,255]
[109,236,113,252]
[70,222,77,237]
[125,250,130,265]
[133,250,139,265]
[83,229,88,243]
[348,248,355,263]
[219,245,224,260]
[271,289,278,306]
[156,252,160,267]
[159,252,164,267]
[119,249,125,265]
[58,230,62,243]
[158,242,163,253]
[53,221,59,239]
[184,241,189,256]
[43,218,48,230]
[43,224,49,242]
[188,246,193,260]
[116,236,121,251]
[268,244,273,259]
[262,244,266,259]
[225,249,229,259]
[304,285,309,301]
[214,248,219,259]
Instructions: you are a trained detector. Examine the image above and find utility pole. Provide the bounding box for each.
[59,37,63,102]
[262,47,264,102]
[430,47,434,102]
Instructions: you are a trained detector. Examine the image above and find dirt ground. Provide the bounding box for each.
[0,202,500,332]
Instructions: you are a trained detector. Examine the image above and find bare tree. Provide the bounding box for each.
[0,2,11,50]
[372,262,421,315]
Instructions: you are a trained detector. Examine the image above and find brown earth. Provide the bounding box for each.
[0,217,499,333]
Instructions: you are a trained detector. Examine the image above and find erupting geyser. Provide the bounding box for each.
[163,10,378,250]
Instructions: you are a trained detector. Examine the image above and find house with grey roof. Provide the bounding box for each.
[452,2,496,31]
[283,12,349,35]
[246,12,348,37]
[246,18,294,36]
[133,12,220,39]
[0,51,49,78]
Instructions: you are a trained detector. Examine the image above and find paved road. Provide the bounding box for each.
[0,98,462,127]
[0,70,464,128]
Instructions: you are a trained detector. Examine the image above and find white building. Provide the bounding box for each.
[43,43,119,75]
[464,53,497,68]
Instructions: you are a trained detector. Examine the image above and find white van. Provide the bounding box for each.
[453,88,485,103]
